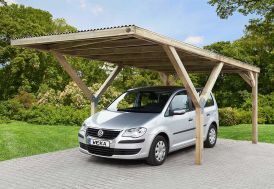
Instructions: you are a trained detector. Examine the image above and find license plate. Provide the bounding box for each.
[89,138,110,147]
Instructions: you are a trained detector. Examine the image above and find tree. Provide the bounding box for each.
[0,4,78,99]
[206,0,274,106]
[208,0,273,19]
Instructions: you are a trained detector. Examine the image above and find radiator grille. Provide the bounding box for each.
[86,128,121,139]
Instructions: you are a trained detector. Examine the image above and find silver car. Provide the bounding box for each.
[78,86,219,165]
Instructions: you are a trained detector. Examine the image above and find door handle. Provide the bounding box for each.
[188,118,193,122]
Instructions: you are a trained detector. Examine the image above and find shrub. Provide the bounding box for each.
[0,99,24,119]
[219,107,241,126]
[0,99,89,126]
[20,104,89,125]
[15,91,35,108]
[0,116,12,124]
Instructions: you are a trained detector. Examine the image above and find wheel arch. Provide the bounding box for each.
[211,121,218,131]
[156,132,170,152]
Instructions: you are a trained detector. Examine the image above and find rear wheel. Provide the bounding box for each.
[204,124,217,148]
[146,135,168,166]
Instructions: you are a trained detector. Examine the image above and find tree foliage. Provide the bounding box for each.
[208,0,274,19]
[206,0,274,107]
[0,1,273,125]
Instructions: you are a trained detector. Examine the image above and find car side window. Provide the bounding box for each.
[205,94,214,107]
[169,91,190,111]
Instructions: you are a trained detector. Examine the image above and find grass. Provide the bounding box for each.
[219,124,274,144]
[1,121,274,161]
[0,121,79,161]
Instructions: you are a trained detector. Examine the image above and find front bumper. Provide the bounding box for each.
[78,130,152,160]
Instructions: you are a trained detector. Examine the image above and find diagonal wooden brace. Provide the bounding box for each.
[95,66,122,99]
[52,51,94,101]
[163,45,200,107]
[200,62,223,107]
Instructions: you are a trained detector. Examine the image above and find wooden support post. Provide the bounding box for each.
[163,45,204,165]
[95,66,122,99]
[252,72,258,144]
[159,72,170,86]
[195,107,203,165]
[52,52,94,100]
[91,100,97,116]
[248,71,256,87]
[239,71,258,144]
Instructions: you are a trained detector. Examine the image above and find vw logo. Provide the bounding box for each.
[97,129,104,137]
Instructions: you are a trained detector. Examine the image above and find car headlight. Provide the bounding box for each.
[122,127,147,138]
[80,123,89,131]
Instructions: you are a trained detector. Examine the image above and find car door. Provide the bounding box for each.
[188,93,216,140]
[163,91,193,147]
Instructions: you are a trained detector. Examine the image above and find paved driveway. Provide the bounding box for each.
[1,139,274,189]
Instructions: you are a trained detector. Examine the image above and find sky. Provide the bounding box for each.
[7,0,255,47]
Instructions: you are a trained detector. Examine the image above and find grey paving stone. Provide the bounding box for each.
[0,139,274,189]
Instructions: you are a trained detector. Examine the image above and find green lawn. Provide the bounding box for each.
[0,121,79,161]
[219,124,274,144]
[1,121,274,161]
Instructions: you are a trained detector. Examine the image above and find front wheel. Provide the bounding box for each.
[204,124,217,148]
[146,135,168,166]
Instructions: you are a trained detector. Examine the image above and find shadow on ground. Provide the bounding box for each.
[87,145,195,166]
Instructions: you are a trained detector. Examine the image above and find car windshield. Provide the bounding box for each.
[107,90,173,113]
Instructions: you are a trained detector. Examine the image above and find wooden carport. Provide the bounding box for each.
[11,25,260,165]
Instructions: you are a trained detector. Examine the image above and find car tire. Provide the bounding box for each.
[146,135,168,166]
[204,124,217,148]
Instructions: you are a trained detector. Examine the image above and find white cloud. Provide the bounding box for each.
[184,36,204,45]
[90,4,104,15]
[79,0,86,9]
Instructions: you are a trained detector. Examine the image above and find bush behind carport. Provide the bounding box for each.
[0,100,89,126]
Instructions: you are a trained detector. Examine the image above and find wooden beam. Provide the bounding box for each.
[159,72,170,86]
[239,72,252,87]
[52,52,94,100]
[59,45,162,55]
[248,71,256,87]
[117,61,210,66]
[53,39,153,52]
[58,43,156,52]
[49,36,130,50]
[83,52,169,60]
[200,62,223,107]
[135,27,260,73]
[11,26,136,46]
[252,72,258,144]
[163,45,200,107]
[95,66,122,99]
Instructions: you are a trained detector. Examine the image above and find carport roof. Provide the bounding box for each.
[11,25,260,73]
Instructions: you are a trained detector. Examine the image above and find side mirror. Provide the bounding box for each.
[170,109,186,116]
